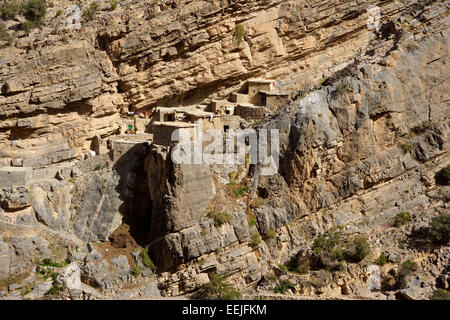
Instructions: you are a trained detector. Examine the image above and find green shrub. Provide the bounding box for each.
[232,185,249,197]
[140,248,157,272]
[344,236,370,263]
[394,211,412,227]
[24,0,46,24]
[377,253,388,266]
[0,23,11,42]
[47,283,65,295]
[246,210,256,227]
[198,273,242,300]
[83,1,99,21]
[249,230,261,247]
[400,141,413,154]
[334,81,350,96]
[430,289,450,300]
[435,164,450,186]
[20,20,35,34]
[430,213,450,244]
[398,259,418,285]
[234,24,244,46]
[274,280,295,294]
[56,9,61,16]
[207,210,232,227]
[110,0,118,10]
[132,265,142,278]
[278,264,288,274]
[0,0,22,20]
[265,229,277,240]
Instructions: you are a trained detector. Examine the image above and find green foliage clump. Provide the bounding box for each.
[110,0,118,10]
[394,211,411,227]
[398,259,418,285]
[246,210,256,227]
[24,0,46,24]
[20,20,35,34]
[430,213,450,244]
[334,81,350,96]
[132,265,142,278]
[198,273,242,300]
[0,0,22,20]
[430,289,450,300]
[435,164,450,186]
[249,230,261,247]
[312,230,370,270]
[344,236,370,263]
[56,9,61,16]
[0,23,12,42]
[234,24,244,46]
[265,229,277,240]
[274,280,295,294]
[377,253,388,266]
[140,248,157,272]
[83,1,99,21]
[48,283,65,295]
[278,264,288,274]
[232,185,249,197]
[207,210,232,227]
[41,258,66,268]
[400,141,413,154]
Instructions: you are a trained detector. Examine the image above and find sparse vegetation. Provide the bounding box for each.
[250,197,266,208]
[47,283,65,295]
[394,211,412,227]
[246,209,256,227]
[110,0,118,10]
[56,9,61,16]
[207,210,232,227]
[312,230,370,270]
[430,213,450,244]
[20,20,35,34]
[132,265,142,278]
[0,0,22,20]
[400,141,413,154]
[232,185,249,197]
[83,1,100,21]
[265,229,277,240]
[430,288,450,300]
[344,236,370,263]
[398,259,418,286]
[274,280,295,294]
[197,273,242,300]
[377,253,388,266]
[140,248,157,272]
[41,258,67,268]
[278,264,288,274]
[0,23,11,42]
[435,164,450,186]
[334,81,350,96]
[24,0,46,24]
[249,229,261,247]
[234,24,244,46]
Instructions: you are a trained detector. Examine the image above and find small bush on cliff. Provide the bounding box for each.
[394,211,412,227]
[24,0,46,24]
[20,20,35,34]
[344,236,370,263]
[398,259,418,286]
[132,265,142,278]
[0,0,22,20]
[83,1,99,21]
[431,289,450,300]
[207,210,232,227]
[430,213,450,244]
[265,229,277,240]
[234,24,244,46]
[0,23,11,42]
[110,0,118,10]
[250,230,261,247]
[274,280,295,294]
[198,273,242,300]
[377,253,388,266]
[435,164,450,186]
[140,248,157,272]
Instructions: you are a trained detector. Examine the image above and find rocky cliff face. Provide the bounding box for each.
[0,0,449,300]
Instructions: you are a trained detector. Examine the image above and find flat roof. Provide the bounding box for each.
[259,90,290,96]
[247,78,276,84]
[152,121,197,128]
